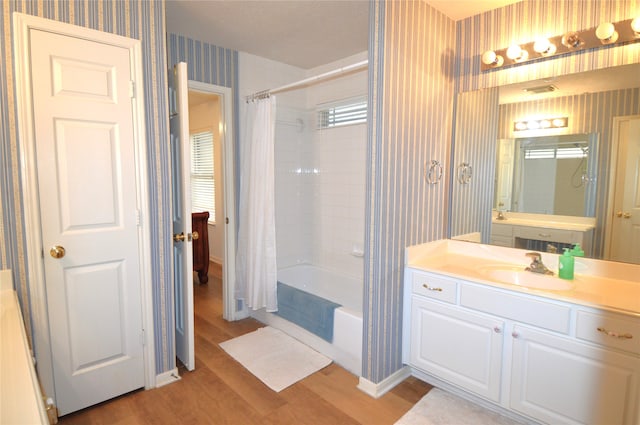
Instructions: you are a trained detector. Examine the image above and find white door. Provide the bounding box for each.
[609,116,640,264]
[496,138,514,211]
[169,62,195,370]
[30,29,144,415]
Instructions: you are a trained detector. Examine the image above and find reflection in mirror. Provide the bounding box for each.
[495,133,597,217]
[449,63,640,262]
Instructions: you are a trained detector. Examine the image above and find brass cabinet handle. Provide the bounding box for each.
[597,327,633,339]
[422,284,443,292]
[49,245,66,259]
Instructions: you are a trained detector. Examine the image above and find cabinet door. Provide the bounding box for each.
[510,325,639,425]
[410,297,504,401]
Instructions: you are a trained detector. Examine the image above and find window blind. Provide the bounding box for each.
[190,131,215,221]
[317,98,367,129]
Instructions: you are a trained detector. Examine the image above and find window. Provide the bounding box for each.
[190,131,215,222]
[524,145,588,160]
[317,97,367,129]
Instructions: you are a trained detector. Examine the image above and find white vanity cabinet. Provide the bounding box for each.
[403,267,640,425]
[510,324,639,424]
[410,296,504,402]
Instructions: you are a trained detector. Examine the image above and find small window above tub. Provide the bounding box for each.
[317,97,367,129]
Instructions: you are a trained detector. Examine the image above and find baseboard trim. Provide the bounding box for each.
[209,256,222,265]
[357,366,411,398]
[155,368,181,388]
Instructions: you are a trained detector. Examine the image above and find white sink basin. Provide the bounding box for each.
[478,265,574,291]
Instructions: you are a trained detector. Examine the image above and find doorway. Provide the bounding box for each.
[186,81,236,321]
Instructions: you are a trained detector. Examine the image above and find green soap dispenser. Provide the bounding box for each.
[571,243,585,257]
[558,249,575,280]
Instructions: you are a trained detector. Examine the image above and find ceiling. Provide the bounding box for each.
[165,0,521,69]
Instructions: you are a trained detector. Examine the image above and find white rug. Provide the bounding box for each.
[395,388,522,425]
[219,326,332,392]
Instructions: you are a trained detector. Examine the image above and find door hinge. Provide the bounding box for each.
[140,329,146,346]
[225,217,229,224]
[129,80,136,98]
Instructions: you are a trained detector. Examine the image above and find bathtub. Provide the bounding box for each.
[251,265,363,376]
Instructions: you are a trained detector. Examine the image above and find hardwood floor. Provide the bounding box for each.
[59,262,431,424]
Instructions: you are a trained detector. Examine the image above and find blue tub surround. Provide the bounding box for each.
[275,282,341,342]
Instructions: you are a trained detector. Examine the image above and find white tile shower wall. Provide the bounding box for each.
[274,104,314,268]
[311,124,366,279]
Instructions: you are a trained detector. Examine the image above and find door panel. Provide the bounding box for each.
[30,28,144,415]
[169,62,195,371]
[610,117,640,264]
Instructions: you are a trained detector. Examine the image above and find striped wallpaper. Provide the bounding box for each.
[450,88,499,243]
[498,87,640,257]
[0,0,174,376]
[364,0,455,383]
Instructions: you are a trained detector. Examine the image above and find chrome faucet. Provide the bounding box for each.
[525,252,554,275]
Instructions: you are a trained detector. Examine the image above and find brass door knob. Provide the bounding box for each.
[623,212,631,219]
[50,245,66,259]
[173,232,185,242]
[192,231,199,241]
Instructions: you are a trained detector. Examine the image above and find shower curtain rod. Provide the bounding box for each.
[246,59,368,101]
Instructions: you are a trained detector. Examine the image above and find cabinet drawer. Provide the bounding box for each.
[514,226,577,244]
[411,271,457,304]
[491,223,513,237]
[460,284,571,334]
[576,310,640,355]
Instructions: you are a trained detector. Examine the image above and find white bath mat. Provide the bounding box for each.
[395,388,522,425]
[219,326,331,392]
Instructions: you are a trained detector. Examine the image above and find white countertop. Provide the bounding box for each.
[492,211,596,232]
[407,240,640,316]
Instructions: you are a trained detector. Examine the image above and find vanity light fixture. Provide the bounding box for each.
[595,22,619,44]
[481,17,640,71]
[513,117,568,132]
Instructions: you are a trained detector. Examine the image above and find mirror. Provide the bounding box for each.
[450,62,640,261]
[495,133,597,217]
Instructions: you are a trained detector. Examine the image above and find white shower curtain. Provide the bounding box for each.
[235,96,278,312]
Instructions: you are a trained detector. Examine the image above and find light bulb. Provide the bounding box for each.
[631,17,640,36]
[533,38,556,55]
[595,22,618,43]
[506,44,528,61]
[481,50,504,66]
